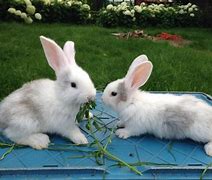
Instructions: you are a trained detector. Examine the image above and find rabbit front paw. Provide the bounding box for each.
[115,128,130,139]
[17,133,50,150]
[117,121,125,128]
[70,133,88,145]
[204,142,212,156]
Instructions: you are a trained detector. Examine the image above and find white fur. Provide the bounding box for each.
[0,36,96,149]
[102,54,212,156]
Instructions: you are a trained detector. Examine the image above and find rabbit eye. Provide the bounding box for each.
[71,82,77,88]
[111,92,117,96]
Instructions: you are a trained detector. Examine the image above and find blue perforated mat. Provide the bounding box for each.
[0,92,212,179]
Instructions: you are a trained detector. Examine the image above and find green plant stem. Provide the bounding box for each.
[0,144,15,161]
[87,118,142,176]
[113,161,176,167]
[47,146,93,154]
[200,163,212,180]
[103,127,114,151]
[103,148,142,175]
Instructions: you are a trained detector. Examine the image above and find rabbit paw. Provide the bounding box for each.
[116,129,130,139]
[21,133,50,150]
[204,142,212,156]
[70,133,88,145]
[117,121,125,128]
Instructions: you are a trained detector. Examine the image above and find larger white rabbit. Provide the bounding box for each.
[102,55,212,156]
[0,36,96,149]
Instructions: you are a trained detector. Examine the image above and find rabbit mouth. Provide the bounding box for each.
[76,98,91,105]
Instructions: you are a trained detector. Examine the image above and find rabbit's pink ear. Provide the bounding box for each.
[63,41,76,65]
[125,60,153,91]
[40,36,68,72]
[128,54,149,75]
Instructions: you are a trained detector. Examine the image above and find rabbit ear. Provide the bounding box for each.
[63,41,76,65]
[128,54,149,74]
[40,36,68,72]
[125,58,153,91]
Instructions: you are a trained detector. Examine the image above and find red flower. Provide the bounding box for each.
[157,32,183,42]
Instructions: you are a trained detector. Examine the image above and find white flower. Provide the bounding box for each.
[15,10,22,16]
[179,9,185,14]
[134,5,142,13]
[192,4,197,9]
[123,10,131,16]
[194,8,198,11]
[187,3,192,7]
[183,5,188,10]
[167,7,173,11]
[168,0,173,2]
[8,8,16,14]
[131,9,135,14]
[25,16,33,24]
[57,0,63,4]
[132,17,136,21]
[88,13,91,19]
[142,6,146,10]
[130,9,135,17]
[26,5,36,15]
[121,2,127,6]
[121,5,127,11]
[73,1,82,6]
[21,12,27,19]
[82,4,90,11]
[188,7,193,12]
[35,13,42,20]
[67,1,72,6]
[140,2,145,6]
[190,13,195,17]
[42,0,51,5]
[24,0,32,6]
[106,4,113,10]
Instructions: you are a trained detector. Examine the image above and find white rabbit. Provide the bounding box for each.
[0,36,96,149]
[102,55,212,156]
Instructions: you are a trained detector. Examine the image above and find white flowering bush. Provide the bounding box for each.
[98,2,135,27]
[1,0,91,24]
[175,3,199,26]
[98,2,200,27]
[1,0,200,26]
[8,0,41,24]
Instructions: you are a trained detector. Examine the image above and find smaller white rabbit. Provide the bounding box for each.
[102,55,212,156]
[0,36,96,149]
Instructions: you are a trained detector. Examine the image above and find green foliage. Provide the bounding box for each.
[0,0,202,27]
[1,0,91,24]
[76,101,96,123]
[98,2,200,27]
[98,9,119,27]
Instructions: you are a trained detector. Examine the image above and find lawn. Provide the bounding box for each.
[0,22,211,100]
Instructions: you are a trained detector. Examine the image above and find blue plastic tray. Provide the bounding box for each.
[0,92,212,179]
